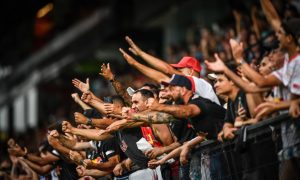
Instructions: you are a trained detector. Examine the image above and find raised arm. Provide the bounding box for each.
[47,131,71,158]
[62,121,113,141]
[119,48,170,83]
[74,112,115,129]
[71,93,92,110]
[84,154,120,172]
[8,145,59,166]
[205,53,270,93]
[131,111,179,123]
[125,36,181,75]
[147,101,200,119]
[230,39,281,87]
[77,166,110,178]
[58,135,95,151]
[99,63,132,106]
[260,0,281,32]
[22,158,53,175]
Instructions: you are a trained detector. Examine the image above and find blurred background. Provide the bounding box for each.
[0,0,299,157]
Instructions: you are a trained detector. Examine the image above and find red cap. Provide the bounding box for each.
[170,56,201,73]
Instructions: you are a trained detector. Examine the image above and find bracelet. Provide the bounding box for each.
[86,118,93,126]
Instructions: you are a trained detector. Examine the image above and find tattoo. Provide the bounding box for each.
[58,135,76,149]
[132,111,178,124]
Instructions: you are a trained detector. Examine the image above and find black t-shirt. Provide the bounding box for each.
[169,120,196,144]
[115,127,149,169]
[83,108,102,118]
[87,137,121,163]
[224,90,251,124]
[48,145,78,180]
[188,96,225,139]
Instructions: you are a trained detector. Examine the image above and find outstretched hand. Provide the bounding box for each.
[205,53,226,73]
[99,63,114,81]
[125,36,143,56]
[119,48,136,65]
[72,78,90,93]
[229,39,244,62]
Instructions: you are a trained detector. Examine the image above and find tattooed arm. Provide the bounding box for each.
[131,111,180,124]
[147,103,201,119]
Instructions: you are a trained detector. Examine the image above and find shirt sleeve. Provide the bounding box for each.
[189,98,208,116]
[290,61,300,95]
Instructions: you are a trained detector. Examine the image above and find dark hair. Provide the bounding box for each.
[111,95,125,106]
[48,120,64,134]
[134,89,154,100]
[281,18,300,45]
[142,83,159,90]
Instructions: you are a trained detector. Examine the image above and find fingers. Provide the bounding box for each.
[86,78,89,85]
[254,102,271,113]
[119,48,125,55]
[145,150,152,157]
[125,36,133,45]
[128,47,137,55]
[107,63,110,70]
[72,79,82,88]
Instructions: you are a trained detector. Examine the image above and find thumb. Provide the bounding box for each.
[86,78,89,85]
[107,63,110,70]
[214,53,221,61]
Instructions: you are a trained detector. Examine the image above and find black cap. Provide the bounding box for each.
[161,74,192,90]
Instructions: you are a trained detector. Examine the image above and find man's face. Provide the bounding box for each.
[166,85,183,102]
[276,27,292,49]
[131,92,148,112]
[177,67,192,76]
[258,57,273,75]
[268,48,285,68]
[214,74,233,95]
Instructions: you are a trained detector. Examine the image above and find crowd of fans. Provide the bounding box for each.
[1,0,300,179]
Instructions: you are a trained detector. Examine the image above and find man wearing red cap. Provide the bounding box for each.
[121,37,220,105]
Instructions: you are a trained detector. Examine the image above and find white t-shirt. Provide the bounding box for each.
[272,53,300,97]
[190,76,220,105]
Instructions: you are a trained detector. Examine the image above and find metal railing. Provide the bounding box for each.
[192,113,290,180]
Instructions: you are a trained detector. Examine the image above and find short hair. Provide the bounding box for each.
[111,95,125,106]
[142,83,159,90]
[281,18,300,45]
[134,89,154,100]
[48,120,64,134]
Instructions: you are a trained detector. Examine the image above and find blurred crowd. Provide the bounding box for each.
[1,0,300,179]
